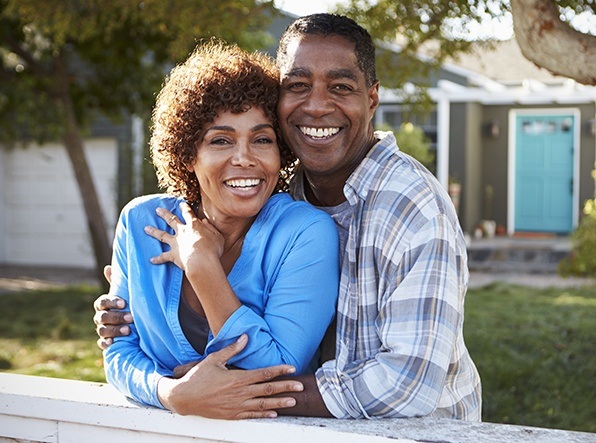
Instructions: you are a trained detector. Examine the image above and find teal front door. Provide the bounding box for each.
[514,114,574,234]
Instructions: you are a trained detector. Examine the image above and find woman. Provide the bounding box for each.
[103,41,339,411]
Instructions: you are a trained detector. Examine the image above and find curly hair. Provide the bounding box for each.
[150,40,296,203]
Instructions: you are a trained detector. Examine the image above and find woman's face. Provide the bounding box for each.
[188,107,281,225]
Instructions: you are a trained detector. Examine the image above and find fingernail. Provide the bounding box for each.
[237,334,247,343]
[266,412,277,418]
[292,383,303,392]
[156,207,163,214]
[285,398,296,407]
[120,325,130,334]
[116,300,126,309]
[123,313,132,322]
[286,366,296,374]
[144,226,151,233]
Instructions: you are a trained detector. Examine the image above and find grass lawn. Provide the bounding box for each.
[464,282,596,433]
[0,282,594,433]
[0,286,105,382]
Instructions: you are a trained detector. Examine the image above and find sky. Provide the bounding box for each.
[274,0,340,17]
[273,0,595,40]
[273,0,515,39]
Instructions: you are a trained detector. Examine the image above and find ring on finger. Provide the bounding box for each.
[169,215,176,223]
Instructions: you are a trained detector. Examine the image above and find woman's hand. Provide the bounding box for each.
[157,334,304,419]
[144,203,224,272]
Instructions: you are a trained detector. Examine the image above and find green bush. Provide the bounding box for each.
[559,186,596,277]
[377,122,435,171]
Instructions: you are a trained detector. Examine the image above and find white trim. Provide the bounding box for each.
[0,149,6,263]
[1,373,592,443]
[437,97,450,189]
[131,115,144,196]
[507,108,581,235]
[380,83,596,106]
[507,111,516,236]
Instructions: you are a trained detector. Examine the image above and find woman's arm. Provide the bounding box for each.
[144,203,241,336]
[146,202,340,374]
[103,207,171,408]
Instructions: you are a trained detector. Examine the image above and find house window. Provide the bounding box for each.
[375,105,438,153]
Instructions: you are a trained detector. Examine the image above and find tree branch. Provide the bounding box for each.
[510,0,596,85]
[5,34,49,78]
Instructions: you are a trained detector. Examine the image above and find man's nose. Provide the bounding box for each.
[301,85,334,117]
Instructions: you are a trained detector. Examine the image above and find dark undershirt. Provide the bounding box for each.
[178,292,210,355]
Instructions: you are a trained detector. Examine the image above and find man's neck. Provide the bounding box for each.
[303,172,348,207]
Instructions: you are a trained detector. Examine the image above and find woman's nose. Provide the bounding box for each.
[231,142,256,166]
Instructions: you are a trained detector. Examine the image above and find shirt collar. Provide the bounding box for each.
[344,131,398,205]
[290,131,398,207]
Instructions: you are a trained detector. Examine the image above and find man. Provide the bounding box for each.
[95,13,482,421]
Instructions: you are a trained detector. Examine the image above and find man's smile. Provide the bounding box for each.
[299,126,341,139]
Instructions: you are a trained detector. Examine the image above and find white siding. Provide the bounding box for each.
[0,139,117,268]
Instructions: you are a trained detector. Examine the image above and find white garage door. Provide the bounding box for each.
[0,139,118,268]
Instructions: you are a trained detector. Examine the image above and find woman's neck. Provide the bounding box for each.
[197,202,254,255]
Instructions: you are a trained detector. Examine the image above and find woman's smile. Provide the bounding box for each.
[189,107,281,224]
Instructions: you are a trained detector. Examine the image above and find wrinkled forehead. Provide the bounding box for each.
[278,34,361,79]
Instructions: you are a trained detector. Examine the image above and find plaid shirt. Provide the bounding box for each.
[292,131,482,420]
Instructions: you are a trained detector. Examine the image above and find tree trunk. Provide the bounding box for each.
[510,0,596,85]
[54,55,111,292]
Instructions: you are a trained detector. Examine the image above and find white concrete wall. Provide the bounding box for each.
[1,373,595,443]
[0,140,117,268]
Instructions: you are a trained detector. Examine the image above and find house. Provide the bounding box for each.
[0,114,139,268]
[376,39,596,236]
[1,14,594,269]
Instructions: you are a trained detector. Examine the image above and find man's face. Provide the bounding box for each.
[278,34,379,180]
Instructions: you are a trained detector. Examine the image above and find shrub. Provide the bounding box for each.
[559,165,596,277]
[377,122,435,171]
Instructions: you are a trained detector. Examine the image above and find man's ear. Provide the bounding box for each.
[368,81,380,113]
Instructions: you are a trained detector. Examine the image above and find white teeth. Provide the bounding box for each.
[299,127,340,138]
[225,178,261,188]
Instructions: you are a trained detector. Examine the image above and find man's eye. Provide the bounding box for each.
[332,84,353,92]
[287,82,309,92]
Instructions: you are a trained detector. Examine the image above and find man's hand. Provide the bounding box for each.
[93,265,132,350]
[158,334,304,419]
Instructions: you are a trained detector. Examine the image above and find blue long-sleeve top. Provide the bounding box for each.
[103,192,339,408]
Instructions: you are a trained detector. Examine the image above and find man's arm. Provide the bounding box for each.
[92,266,132,350]
[275,374,333,418]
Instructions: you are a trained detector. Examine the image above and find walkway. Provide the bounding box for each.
[0,235,594,293]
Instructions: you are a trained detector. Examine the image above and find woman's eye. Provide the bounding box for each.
[210,137,230,145]
[255,136,274,144]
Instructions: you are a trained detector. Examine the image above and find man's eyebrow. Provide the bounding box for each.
[328,69,359,82]
[284,67,359,82]
[284,67,311,78]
